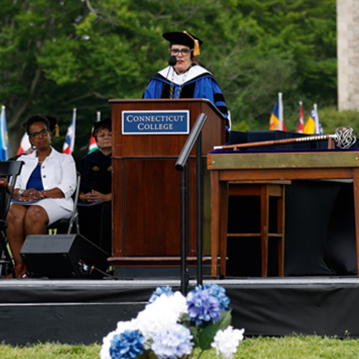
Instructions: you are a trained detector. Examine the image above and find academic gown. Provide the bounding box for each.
[143,64,229,120]
[77,150,112,254]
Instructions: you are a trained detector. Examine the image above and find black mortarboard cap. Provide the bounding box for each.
[162,31,202,56]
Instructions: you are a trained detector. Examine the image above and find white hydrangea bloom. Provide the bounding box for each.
[115,319,139,333]
[134,291,187,345]
[100,329,116,359]
[211,326,245,358]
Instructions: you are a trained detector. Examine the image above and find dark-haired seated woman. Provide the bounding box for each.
[6,114,77,278]
[77,118,112,255]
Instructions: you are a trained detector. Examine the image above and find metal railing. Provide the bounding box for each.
[175,113,207,294]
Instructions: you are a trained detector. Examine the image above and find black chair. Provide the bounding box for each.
[0,161,24,277]
[47,172,81,235]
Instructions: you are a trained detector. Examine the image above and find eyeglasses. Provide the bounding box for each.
[29,129,48,138]
[170,48,193,56]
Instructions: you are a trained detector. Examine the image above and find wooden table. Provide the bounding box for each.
[208,150,359,277]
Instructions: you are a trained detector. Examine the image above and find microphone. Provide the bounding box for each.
[168,55,177,67]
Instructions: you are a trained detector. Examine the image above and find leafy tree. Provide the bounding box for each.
[0,0,338,156]
[229,0,337,129]
[0,0,94,155]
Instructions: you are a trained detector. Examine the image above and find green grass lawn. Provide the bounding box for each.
[1,336,359,359]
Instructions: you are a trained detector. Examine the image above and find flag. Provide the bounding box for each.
[88,132,97,153]
[0,106,9,160]
[303,104,323,135]
[17,132,31,155]
[88,111,100,154]
[269,92,286,131]
[297,101,304,133]
[63,108,77,154]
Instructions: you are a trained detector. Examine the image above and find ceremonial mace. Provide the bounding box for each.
[214,126,357,151]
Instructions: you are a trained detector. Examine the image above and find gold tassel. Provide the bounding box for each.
[183,31,200,56]
[55,124,59,137]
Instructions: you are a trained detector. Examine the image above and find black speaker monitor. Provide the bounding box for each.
[20,234,109,279]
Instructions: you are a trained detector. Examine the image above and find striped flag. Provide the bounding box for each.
[297,101,304,133]
[63,108,77,154]
[88,111,100,153]
[17,132,31,155]
[303,104,323,135]
[0,106,9,160]
[269,93,286,131]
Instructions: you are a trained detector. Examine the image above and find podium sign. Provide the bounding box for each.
[122,110,190,135]
[109,99,226,273]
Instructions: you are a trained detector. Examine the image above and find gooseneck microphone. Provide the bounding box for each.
[166,55,177,80]
[161,55,177,98]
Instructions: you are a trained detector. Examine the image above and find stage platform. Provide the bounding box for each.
[1,276,359,345]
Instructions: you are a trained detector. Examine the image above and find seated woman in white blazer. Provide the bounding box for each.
[6,114,77,278]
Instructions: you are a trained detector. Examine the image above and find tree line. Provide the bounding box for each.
[0,0,337,157]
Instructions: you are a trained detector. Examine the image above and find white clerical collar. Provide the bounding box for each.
[158,64,211,84]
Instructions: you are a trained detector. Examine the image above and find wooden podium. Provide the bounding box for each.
[108,99,226,274]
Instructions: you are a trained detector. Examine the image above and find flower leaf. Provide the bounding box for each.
[149,350,158,359]
[138,350,157,359]
[217,309,232,331]
[198,324,219,350]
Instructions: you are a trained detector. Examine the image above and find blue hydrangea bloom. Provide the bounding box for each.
[152,323,193,359]
[204,284,230,311]
[109,329,144,359]
[148,286,174,304]
[186,287,221,325]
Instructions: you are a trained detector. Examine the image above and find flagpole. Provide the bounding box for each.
[278,92,283,131]
[298,101,304,133]
[72,108,77,152]
[0,105,9,160]
[314,103,319,134]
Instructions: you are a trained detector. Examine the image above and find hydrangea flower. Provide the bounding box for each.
[148,286,174,304]
[211,326,245,359]
[186,287,222,325]
[100,285,245,359]
[152,322,194,359]
[109,329,144,359]
[100,320,139,359]
[204,283,230,311]
[135,291,188,345]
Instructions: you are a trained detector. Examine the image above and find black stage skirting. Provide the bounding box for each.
[226,180,357,277]
[1,277,359,345]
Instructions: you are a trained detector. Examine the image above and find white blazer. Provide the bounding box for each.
[15,147,77,211]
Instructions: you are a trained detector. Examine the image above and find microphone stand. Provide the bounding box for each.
[161,56,177,98]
